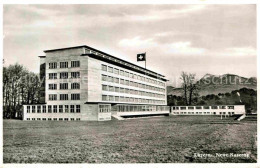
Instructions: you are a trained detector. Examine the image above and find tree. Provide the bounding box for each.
[180,72,199,105]
[3,63,42,119]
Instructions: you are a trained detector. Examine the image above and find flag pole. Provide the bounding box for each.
[145,52,146,69]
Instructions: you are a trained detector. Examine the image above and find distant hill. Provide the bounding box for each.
[167,73,257,96]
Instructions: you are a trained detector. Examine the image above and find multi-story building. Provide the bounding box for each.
[171,105,245,115]
[23,45,169,121]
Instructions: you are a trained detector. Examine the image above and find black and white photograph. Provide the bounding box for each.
[2,2,258,166]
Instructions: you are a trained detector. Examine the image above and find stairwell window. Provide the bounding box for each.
[71,94,80,100]
[76,105,80,113]
[60,72,68,79]
[49,94,57,101]
[70,105,75,113]
[49,62,57,69]
[60,94,68,100]
[49,73,57,79]
[60,62,68,68]
[60,83,68,90]
[49,84,57,90]
[71,61,80,67]
[71,83,80,89]
[59,105,63,113]
[71,72,80,78]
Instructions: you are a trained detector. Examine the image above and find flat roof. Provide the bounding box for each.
[43,45,166,81]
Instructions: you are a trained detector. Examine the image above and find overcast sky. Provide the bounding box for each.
[3,4,256,86]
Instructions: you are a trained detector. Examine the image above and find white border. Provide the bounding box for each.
[1,1,259,168]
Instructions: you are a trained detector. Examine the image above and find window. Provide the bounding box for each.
[37,118,41,121]
[71,61,80,67]
[71,94,80,100]
[64,118,69,121]
[115,96,119,102]
[114,78,119,83]
[102,75,107,81]
[120,70,124,76]
[42,105,46,113]
[102,85,108,91]
[60,83,68,90]
[228,106,234,109]
[120,79,124,85]
[204,106,210,109]
[115,87,119,92]
[59,118,63,121]
[71,72,80,78]
[188,107,194,110]
[102,95,108,101]
[59,105,63,113]
[32,106,35,113]
[65,105,69,113]
[107,76,113,82]
[70,105,75,113]
[102,64,107,71]
[212,106,218,109]
[49,73,57,79]
[60,72,68,79]
[109,95,114,101]
[70,118,75,121]
[71,83,80,89]
[49,62,57,69]
[53,105,57,113]
[219,106,226,109]
[53,118,57,121]
[180,107,186,110]
[37,106,41,113]
[109,86,114,92]
[49,94,57,101]
[114,68,119,74]
[76,118,81,121]
[49,84,57,90]
[196,106,202,109]
[76,105,80,113]
[60,62,68,68]
[27,106,30,113]
[120,88,125,93]
[125,80,129,86]
[48,118,52,121]
[108,66,113,73]
[27,118,30,120]
[60,94,68,100]
[48,105,52,113]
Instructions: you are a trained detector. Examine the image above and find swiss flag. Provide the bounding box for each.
[137,53,146,61]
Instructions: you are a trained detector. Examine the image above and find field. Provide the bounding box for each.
[3,115,257,163]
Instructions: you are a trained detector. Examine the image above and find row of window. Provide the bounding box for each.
[49,61,80,69]
[172,106,235,110]
[26,105,80,113]
[102,75,165,93]
[102,85,165,98]
[26,118,81,121]
[102,64,165,87]
[49,83,80,90]
[49,72,80,79]
[49,94,80,101]
[102,95,165,104]
[173,112,235,115]
[113,105,169,112]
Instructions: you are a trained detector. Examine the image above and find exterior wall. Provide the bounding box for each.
[100,61,166,105]
[87,57,102,102]
[171,105,245,115]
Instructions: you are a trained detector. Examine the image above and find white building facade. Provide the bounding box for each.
[23,45,169,121]
[171,105,245,115]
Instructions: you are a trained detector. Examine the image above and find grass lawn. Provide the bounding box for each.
[3,115,257,163]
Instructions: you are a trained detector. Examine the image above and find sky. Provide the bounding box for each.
[3,4,256,87]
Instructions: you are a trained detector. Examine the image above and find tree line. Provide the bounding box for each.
[3,63,42,119]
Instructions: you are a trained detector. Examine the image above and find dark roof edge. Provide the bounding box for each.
[38,56,46,58]
[84,102,168,106]
[44,45,87,53]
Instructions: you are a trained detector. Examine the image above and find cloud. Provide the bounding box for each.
[118,37,206,55]
[221,47,256,56]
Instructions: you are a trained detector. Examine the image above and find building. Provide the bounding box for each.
[170,105,245,115]
[23,45,169,121]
